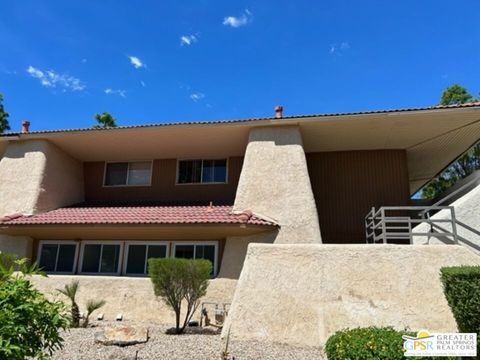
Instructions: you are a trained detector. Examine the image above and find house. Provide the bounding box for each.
[1,103,480,280]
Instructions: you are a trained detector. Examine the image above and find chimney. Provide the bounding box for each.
[274,105,283,119]
[21,120,30,134]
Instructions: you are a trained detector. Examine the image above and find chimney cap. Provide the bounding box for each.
[21,120,31,134]
[274,105,283,118]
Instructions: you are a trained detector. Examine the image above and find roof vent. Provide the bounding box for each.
[274,105,283,119]
[21,120,30,134]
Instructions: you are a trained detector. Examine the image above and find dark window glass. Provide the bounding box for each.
[175,245,195,259]
[146,245,167,274]
[39,244,58,272]
[105,162,128,186]
[213,159,227,183]
[100,245,120,273]
[56,245,76,272]
[195,245,216,275]
[126,245,147,274]
[178,160,202,184]
[82,244,101,272]
[202,159,227,183]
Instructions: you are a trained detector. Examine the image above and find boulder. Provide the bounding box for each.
[95,326,148,346]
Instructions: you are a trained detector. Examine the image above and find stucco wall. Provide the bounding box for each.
[413,183,480,254]
[223,244,480,347]
[0,235,33,258]
[233,126,321,244]
[218,231,277,279]
[31,275,237,324]
[0,140,84,216]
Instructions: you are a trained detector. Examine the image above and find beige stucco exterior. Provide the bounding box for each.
[223,243,480,347]
[0,140,84,217]
[0,235,33,258]
[218,231,277,279]
[31,275,236,324]
[233,126,321,244]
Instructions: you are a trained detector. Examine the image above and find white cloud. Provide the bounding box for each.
[329,41,350,55]
[128,55,145,69]
[190,92,205,102]
[223,9,252,28]
[26,66,85,91]
[104,88,126,98]
[180,34,198,46]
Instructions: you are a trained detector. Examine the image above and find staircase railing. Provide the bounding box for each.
[365,206,458,244]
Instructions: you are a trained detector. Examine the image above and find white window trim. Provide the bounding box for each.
[175,158,229,185]
[123,241,170,276]
[172,241,219,276]
[37,240,79,275]
[103,160,153,188]
[79,241,124,275]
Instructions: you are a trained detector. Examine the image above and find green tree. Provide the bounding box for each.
[94,112,117,128]
[57,281,81,327]
[439,84,474,105]
[149,258,211,334]
[0,253,68,359]
[0,93,10,133]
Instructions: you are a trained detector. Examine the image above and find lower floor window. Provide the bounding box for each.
[38,242,78,273]
[80,243,122,274]
[125,243,168,275]
[37,240,218,276]
[173,243,217,276]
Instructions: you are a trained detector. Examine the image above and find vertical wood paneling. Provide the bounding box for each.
[306,150,410,244]
[84,157,243,205]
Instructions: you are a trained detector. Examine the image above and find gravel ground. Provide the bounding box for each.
[52,322,325,360]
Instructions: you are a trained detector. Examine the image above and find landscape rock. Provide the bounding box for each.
[95,326,148,347]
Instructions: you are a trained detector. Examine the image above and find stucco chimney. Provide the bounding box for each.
[21,120,30,134]
[275,105,283,119]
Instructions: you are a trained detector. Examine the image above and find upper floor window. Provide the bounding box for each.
[104,161,152,186]
[177,159,227,184]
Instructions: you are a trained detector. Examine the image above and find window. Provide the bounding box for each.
[173,242,218,276]
[80,242,122,275]
[177,159,227,184]
[38,241,78,274]
[104,161,152,186]
[124,242,168,275]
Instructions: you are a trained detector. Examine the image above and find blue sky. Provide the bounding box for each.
[1,0,479,132]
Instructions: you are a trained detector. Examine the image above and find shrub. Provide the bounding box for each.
[440,265,480,350]
[149,257,211,334]
[325,327,458,360]
[0,253,68,359]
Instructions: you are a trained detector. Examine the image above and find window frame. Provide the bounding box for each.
[103,160,153,187]
[122,241,170,277]
[175,158,229,185]
[78,241,124,275]
[37,240,79,275]
[172,241,219,276]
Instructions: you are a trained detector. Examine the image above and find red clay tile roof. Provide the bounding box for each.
[0,205,276,226]
[1,102,479,137]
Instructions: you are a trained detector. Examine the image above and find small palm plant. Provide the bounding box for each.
[83,299,106,328]
[57,281,80,327]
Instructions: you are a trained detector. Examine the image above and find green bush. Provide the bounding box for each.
[440,265,480,351]
[0,253,68,359]
[149,257,211,334]
[325,327,458,360]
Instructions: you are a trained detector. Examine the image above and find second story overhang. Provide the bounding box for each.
[1,102,480,195]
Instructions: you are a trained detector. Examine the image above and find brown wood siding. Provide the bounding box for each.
[84,157,243,205]
[307,150,410,244]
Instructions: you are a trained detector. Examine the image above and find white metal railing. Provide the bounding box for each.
[365,206,458,244]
